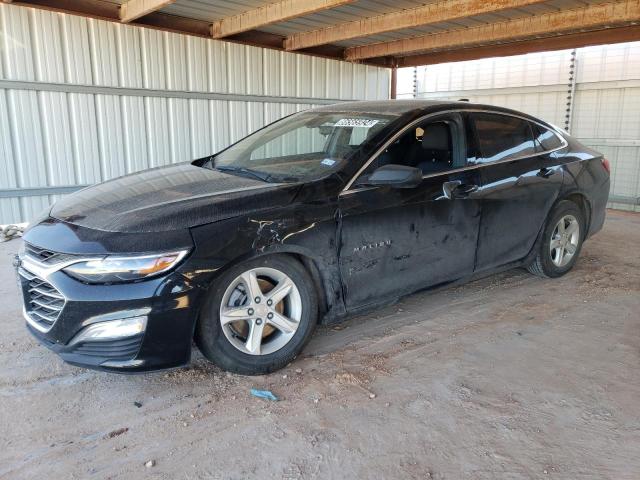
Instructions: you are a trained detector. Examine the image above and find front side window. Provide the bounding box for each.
[359,119,456,178]
[471,113,536,163]
[209,111,395,182]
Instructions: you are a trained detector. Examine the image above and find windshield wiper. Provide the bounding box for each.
[215,165,272,182]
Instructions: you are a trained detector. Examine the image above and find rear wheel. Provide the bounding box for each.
[195,255,317,375]
[527,200,585,278]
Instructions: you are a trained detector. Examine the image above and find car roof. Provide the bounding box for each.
[312,99,460,115]
[312,99,540,120]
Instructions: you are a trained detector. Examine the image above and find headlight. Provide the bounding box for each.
[63,250,188,283]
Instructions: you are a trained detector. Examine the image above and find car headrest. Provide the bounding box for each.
[421,123,450,151]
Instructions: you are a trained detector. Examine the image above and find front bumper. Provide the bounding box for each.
[18,260,204,373]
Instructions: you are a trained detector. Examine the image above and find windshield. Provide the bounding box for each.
[208,111,395,182]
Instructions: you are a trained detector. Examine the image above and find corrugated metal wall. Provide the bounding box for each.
[0,4,390,224]
[399,43,640,212]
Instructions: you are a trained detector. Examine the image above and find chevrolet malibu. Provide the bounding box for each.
[16,100,610,375]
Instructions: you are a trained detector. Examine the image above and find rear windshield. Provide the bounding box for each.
[208,111,395,182]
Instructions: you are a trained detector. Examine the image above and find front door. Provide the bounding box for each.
[337,113,481,309]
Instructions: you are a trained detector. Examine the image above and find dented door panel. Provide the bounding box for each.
[474,154,564,272]
[338,170,481,309]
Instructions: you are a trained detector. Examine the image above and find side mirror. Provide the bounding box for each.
[364,164,422,188]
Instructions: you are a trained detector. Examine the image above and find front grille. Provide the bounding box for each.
[24,242,77,265]
[18,267,65,330]
[71,335,143,361]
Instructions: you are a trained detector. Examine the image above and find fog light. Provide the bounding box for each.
[69,316,147,345]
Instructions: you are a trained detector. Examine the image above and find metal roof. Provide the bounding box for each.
[10,0,640,66]
[160,0,614,49]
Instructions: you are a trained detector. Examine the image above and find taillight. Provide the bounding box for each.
[601,158,611,174]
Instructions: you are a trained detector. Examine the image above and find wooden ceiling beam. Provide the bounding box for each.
[211,0,354,39]
[285,0,549,51]
[345,0,640,60]
[120,0,175,23]
[394,25,640,67]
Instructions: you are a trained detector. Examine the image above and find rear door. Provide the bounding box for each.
[469,112,566,271]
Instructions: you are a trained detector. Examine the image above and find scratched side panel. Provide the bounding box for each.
[338,175,481,309]
[188,179,345,321]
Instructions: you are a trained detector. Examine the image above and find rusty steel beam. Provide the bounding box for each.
[394,26,640,67]
[211,0,354,38]
[345,0,640,61]
[285,0,549,51]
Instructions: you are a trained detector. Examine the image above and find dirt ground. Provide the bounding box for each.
[1,210,639,480]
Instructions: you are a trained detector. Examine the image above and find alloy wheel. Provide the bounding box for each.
[219,267,302,355]
[549,214,580,267]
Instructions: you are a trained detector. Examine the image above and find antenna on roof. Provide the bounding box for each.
[458,98,470,102]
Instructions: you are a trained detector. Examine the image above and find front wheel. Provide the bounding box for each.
[527,200,585,278]
[195,255,318,375]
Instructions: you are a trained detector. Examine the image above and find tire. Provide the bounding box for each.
[195,255,318,375]
[527,200,585,278]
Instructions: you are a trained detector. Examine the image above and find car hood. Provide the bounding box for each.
[49,163,300,233]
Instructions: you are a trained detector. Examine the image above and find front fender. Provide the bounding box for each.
[183,206,345,322]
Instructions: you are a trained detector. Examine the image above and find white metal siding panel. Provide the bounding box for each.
[577,43,640,83]
[313,57,327,99]
[418,50,573,93]
[61,15,94,84]
[60,14,102,186]
[117,22,148,174]
[1,5,49,219]
[340,62,354,100]
[573,84,640,212]
[619,88,640,140]
[297,56,313,98]
[210,100,230,153]
[0,3,390,223]
[0,88,20,221]
[166,32,191,163]
[376,66,389,99]
[140,28,171,169]
[353,64,366,100]
[263,49,282,97]
[280,51,297,98]
[188,37,213,158]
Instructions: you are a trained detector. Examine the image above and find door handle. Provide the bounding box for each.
[456,184,479,196]
[442,180,478,199]
[537,167,554,178]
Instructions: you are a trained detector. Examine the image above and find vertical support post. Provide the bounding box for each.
[412,66,418,98]
[565,49,578,133]
[390,67,397,99]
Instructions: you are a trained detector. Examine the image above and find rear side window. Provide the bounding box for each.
[532,123,564,152]
[471,113,536,163]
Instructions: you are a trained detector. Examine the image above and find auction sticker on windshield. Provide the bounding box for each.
[334,118,379,128]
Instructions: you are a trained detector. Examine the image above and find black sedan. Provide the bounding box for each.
[17,100,610,375]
